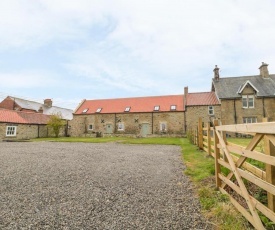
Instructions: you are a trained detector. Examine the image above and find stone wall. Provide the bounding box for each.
[220,97,274,125]
[0,123,67,140]
[69,112,185,137]
[0,123,48,140]
[185,105,221,130]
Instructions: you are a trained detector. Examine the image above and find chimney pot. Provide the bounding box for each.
[38,106,43,113]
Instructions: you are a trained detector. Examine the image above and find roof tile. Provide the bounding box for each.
[0,109,50,124]
[187,92,219,106]
[75,95,184,114]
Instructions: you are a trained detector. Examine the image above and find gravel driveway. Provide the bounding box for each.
[0,142,211,229]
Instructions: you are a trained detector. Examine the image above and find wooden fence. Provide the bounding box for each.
[190,118,275,230]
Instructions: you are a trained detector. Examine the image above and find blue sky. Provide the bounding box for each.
[1,0,275,110]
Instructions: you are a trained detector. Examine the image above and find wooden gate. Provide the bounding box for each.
[213,122,275,229]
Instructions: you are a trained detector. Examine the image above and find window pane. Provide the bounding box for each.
[248,97,254,108]
[242,96,248,108]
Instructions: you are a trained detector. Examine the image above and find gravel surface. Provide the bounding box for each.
[0,142,212,229]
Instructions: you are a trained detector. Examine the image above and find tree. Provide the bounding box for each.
[47,112,66,138]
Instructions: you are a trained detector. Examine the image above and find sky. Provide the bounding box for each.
[1,0,275,110]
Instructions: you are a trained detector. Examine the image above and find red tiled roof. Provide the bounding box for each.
[0,109,50,124]
[75,95,185,114]
[187,92,220,106]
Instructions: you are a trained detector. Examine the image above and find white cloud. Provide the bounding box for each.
[1,0,275,100]
[0,70,58,88]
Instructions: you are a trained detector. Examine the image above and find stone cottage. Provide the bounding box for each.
[212,62,275,125]
[0,109,50,140]
[70,95,185,137]
[0,96,73,136]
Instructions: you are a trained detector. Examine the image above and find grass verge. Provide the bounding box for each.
[181,138,251,229]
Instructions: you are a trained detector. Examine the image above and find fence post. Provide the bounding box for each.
[197,128,199,146]
[214,119,221,189]
[207,122,211,156]
[198,118,203,150]
[263,118,275,212]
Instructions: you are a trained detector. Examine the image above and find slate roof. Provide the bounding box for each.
[0,109,50,124]
[7,96,73,120]
[212,75,275,99]
[187,92,220,106]
[74,95,185,114]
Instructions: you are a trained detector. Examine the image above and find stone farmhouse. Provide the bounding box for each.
[212,62,275,125]
[0,109,50,140]
[70,95,186,137]
[0,96,73,120]
[70,62,275,137]
[0,97,73,139]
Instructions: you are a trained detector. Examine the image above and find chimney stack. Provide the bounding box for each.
[184,86,188,109]
[213,65,220,81]
[259,62,269,78]
[44,99,52,107]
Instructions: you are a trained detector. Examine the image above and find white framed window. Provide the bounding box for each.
[243,117,257,124]
[160,122,167,132]
[208,106,214,115]
[88,124,93,130]
[6,126,17,136]
[170,105,176,110]
[118,123,124,131]
[154,105,160,111]
[82,108,89,113]
[242,95,254,108]
[96,108,102,113]
[125,106,131,112]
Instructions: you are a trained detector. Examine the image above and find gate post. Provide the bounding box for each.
[207,122,211,156]
[214,119,221,189]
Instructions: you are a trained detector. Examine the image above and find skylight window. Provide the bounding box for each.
[82,108,89,113]
[124,106,131,112]
[154,105,160,111]
[96,108,102,113]
[170,105,176,110]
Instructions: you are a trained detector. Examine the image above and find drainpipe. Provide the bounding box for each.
[233,99,237,124]
[114,113,116,133]
[262,98,266,118]
[151,112,154,134]
[184,110,187,133]
[37,125,40,138]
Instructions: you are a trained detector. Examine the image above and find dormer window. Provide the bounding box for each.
[125,106,131,112]
[96,108,102,113]
[170,105,176,110]
[154,105,160,111]
[82,108,89,113]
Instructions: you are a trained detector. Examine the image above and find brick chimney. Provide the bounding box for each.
[184,86,188,109]
[213,65,220,81]
[38,106,43,113]
[259,62,269,78]
[44,99,52,107]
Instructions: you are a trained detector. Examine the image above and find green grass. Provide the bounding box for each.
[181,138,251,229]
[227,137,265,170]
[32,137,128,143]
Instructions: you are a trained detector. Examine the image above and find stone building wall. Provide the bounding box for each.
[69,112,185,137]
[0,123,50,140]
[220,97,274,125]
[185,105,221,130]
